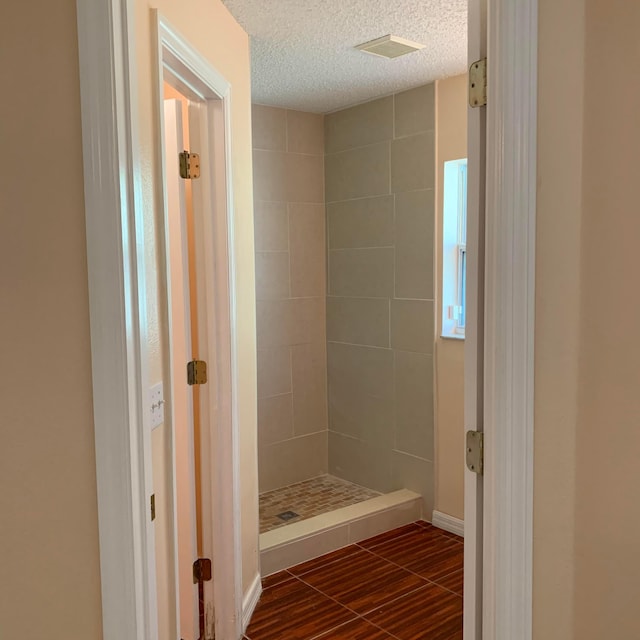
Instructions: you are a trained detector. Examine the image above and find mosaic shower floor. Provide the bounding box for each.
[259,475,381,534]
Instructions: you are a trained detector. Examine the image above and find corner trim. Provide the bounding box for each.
[431,511,465,537]
[242,573,262,633]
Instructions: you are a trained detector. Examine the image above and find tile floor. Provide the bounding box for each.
[245,521,464,639]
[259,475,381,534]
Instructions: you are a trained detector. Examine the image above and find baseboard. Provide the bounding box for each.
[241,572,262,633]
[431,510,464,537]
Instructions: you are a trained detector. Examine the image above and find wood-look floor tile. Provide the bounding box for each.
[365,528,464,581]
[365,583,463,640]
[358,523,422,549]
[312,618,395,639]
[439,530,464,544]
[289,544,361,576]
[246,577,355,640]
[298,548,426,615]
[433,569,464,597]
[262,569,293,589]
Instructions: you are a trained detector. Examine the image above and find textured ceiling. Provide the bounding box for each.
[222,0,468,113]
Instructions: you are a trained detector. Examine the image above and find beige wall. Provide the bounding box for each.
[573,0,640,636]
[252,105,328,492]
[133,0,259,606]
[325,86,436,509]
[0,1,104,637]
[433,75,467,521]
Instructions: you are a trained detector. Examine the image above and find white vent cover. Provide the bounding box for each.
[355,34,426,59]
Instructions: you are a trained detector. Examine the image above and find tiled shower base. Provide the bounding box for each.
[259,475,424,575]
[259,475,381,534]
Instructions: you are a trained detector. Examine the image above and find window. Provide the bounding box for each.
[442,158,468,338]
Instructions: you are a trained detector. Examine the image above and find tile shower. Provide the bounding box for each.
[253,85,435,535]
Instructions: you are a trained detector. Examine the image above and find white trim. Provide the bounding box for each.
[241,573,263,633]
[76,0,157,638]
[483,0,537,638]
[431,511,465,538]
[155,13,243,640]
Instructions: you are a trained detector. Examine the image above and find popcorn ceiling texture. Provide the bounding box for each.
[222,0,467,113]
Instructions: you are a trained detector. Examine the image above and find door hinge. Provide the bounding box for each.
[179,150,201,179]
[187,360,207,385]
[193,558,212,584]
[469,58,487,108]
[466,430,484,475]
[150,494,156,521]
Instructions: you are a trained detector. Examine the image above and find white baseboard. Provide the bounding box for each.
[241,572,262,633]
[431,510,464,537]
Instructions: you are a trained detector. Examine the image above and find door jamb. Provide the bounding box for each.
[76,1,243,638]
[481,0,537,637]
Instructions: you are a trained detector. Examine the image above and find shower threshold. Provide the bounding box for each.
[259,478,423,575]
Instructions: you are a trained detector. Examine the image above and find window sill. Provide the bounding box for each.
[440,333,465,341]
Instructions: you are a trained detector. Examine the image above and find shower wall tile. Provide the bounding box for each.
[254,201,289,251]
[328,431,392,493]
[391,452,434,515]
[325,96,393,153]
[391,131,435,193]
[255,251,290,300]
[291,342,328,436]
[257,347,292,399]
[327,195,394,249]
[327,342,394,399]
[328,383,394,448]
[289,203,326,298]
[394,84,435,138]
[329,248,394,298]
[326,84,436,508]
[395,189,435,300]
[287,109,325,155]
[259,431,329,492]
[256,297,325,350]
[253,105,327,492]
[326,296,390,347]
[395,351,434,461]
[258,393,294,447]
[252,104,287,151]
[390,299,434,354]
[325,142,390,202]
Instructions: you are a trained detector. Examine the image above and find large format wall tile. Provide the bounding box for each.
[391,451,434,514]
[325,96,393,153]
[289,204,326,298]
[256,297,325,350]
[391,132,435,193]
[292,342,328,436]
[257,347,292,399]
[325,143,390,202]
[394,84,435,138]
[254,201,289,252]
[259,431,328,492]
[391,299,434,354]
[255,251,290,300]
[287,109,324,155]
[329,248,394,298]
[395,189,435,300]
[252,104,287,151]
[258,393,294,447]
[327,297,390,348]
[327,195,394,249]
[395,351,434,461]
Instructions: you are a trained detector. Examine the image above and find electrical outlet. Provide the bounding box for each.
[149,382,164,429]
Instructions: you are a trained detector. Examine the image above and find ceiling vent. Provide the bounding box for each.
[355,35,426,59]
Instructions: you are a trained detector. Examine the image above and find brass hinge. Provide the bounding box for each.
[469,58,487,108]
[179,150,201,179]
[193,558,212,584]
[466,430,484,475]
[150,494,156,521]
[187,360,207,385]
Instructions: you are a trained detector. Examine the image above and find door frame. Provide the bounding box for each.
[76,0,537,638]
[76,2,243,639]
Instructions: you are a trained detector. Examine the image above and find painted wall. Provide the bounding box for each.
[573,0,640,636]
[325,86,436,510]
[251,105,328,492]
[433,75,467,521]
[0,1,104,637]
